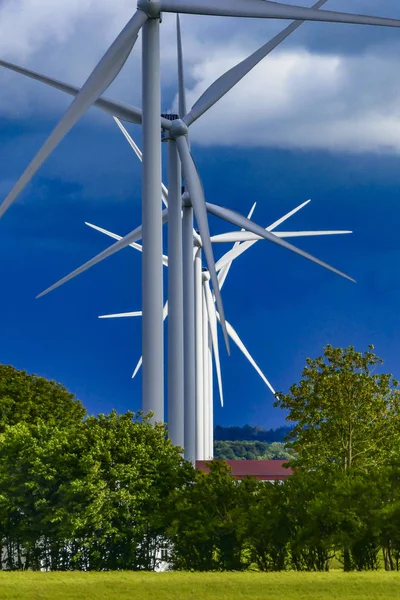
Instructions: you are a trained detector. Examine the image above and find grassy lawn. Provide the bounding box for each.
[0,572,399,600]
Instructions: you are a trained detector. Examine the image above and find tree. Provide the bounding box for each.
[246,479,290,571]
[0,364,86,432]
[0,411,193,571]
[168,461,253,571]
[275,345,400,472]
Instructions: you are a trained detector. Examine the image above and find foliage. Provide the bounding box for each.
[0,410,193,571]
[275,345,400,472]
[0,364,86,432]
[168,461,254,571]
[2,352,400,574]
[214,425,291,443]
[214,440,293,460]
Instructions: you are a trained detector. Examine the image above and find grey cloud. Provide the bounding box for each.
[0,1,399,154]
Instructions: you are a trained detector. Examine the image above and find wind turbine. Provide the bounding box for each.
[85,192,352,459]
[0,1,399,428]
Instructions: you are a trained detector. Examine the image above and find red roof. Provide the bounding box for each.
[195,460,292,480]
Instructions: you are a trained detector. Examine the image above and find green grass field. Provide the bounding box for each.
[0,572,399,600]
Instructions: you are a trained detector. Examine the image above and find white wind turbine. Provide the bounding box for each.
[85,191,352,459]
[0,1,398,460]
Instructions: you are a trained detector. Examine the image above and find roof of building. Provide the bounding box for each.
[195,459,292,480]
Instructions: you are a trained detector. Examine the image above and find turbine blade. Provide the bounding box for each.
[161,0,400,29]
[176,136,230,354]
[0,10,148,219]
[132,356,143,379]
[37,209,169,298]
[176,14,187,117]
[215,199,311,268]
[0,58,144,125]
[207,202,355,282]
[184,0,328,125]
[220,314,276,396]
[218,202,256,290]
[114,116,143,161]
[204,281,224,407]
[85,221,169,266]
[273,230,353,238]
[99,311,142,318]
[267,199,311,231]
[162,300,169,321]
[212,232,254,243]
[86,221,141,247]
[214,229,352,243]
[113,117,169,207]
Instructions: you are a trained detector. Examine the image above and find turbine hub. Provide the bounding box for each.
[182,191,191,208]
[137,0,161,18]
[169,118,189,139]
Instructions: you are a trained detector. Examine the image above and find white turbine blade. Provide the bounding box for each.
[86,221,141,248]
[206,202,355,283]
[113,117,169,207]
[131,300,168,379]
[99,311,142,318]
[132,356,143,379]
[247,202,257,221]
[0,59,144,125]
[218,202,256,289]
[184,0,328,125]
[176,14,187,117]
[214,229,352,243]
[212,231,255,243]
[114,116,143,161]
[0,10,148,219]
[267,199,311,231]
[162,301,169,321]
[215,312,276,396]
[204,281,224,407]
[176,136,230,354]
[273,230,352,238]
[85,222,169,266]
[215,199,311,269]
[37,209,169,298]
[216,230,352,270]
[161,0,400,29]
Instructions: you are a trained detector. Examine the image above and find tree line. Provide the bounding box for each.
[214,424,291,443]
[214,440,293,460]
[1,345,400,571]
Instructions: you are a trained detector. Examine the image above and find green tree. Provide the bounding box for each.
[374,463,400,571]
[275,345,400,472]
[0,411,193,571]
[168,461,254,571]
[246,479,290,571]
[0,364,86,432]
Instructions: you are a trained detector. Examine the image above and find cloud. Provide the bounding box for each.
[0,2,400,153]
[184,44,400,153]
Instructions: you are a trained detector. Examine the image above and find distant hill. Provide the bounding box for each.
[214,440,293,461]
[214,425,291,443]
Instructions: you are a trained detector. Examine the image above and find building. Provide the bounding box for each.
[195,459,292,481]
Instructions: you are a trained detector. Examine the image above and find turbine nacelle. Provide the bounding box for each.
[202,268,211,283]
[137,0,162,19]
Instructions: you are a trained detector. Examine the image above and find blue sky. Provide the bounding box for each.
[0,1,400,429]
